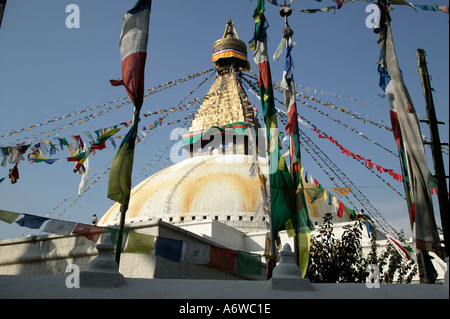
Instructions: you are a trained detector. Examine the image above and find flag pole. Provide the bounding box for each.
[279,2,300,267]
[108,0,151,266]
[115,107,140,266]
[416,48,449,258]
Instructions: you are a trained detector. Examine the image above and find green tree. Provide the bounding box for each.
[306,213,417,284]
[306,213,339,283]
[369,230,417,284]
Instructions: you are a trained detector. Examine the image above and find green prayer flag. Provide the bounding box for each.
[236,250,261,275]
[107,122,138,205]
[101,227,128,251]
[251,0,295,237]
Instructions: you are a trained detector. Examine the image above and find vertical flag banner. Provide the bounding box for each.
[110,0,152,111]
[273,14,314,277]
[108,0,152,265]
[107,121,138,205]
[377,15,442,257]
[250,0,295,237]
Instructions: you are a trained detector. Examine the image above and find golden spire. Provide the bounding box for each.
[211,20,250,71]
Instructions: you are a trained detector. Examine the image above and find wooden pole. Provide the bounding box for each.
[417,48,449,258]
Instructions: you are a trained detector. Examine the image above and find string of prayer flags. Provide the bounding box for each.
[415,4,449,13]
[0,68,213,145]
[308,126,403,183]
[295,6,336,14]
[329,186,350,197]
[0,209,264,276]
[266,0,337,13]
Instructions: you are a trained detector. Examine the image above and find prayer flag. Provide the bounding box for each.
[337,202,344,218]
[109,0,151,111]
[182,241,210,264]
[209,246,237,272]
[330,187,351,198]
[0,209,21,224]
[378,23,442,257]
[250,0,295,237]
[154,237,183,262]
[15,214,49,229]
[101,227,128,250]
[107,121,138,205]
[124,232,154,255]
[364,219,376,238]
[90,128,120,150]
[333,0,345,9]
[9,163,18,184]
[42,219,77,236]
[236,250,261,275]
[72,223,103,242]
[385,233,416,261]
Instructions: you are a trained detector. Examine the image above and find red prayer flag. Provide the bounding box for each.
[337,202,344,218]
[110,0,151,110]
[208,246,237,272]
[72,223,103,242]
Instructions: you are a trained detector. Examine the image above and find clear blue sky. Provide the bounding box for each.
[0,0,448,240]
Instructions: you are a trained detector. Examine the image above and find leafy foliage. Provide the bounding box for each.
[305,213,417,283]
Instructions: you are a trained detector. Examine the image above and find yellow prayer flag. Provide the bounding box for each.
[284,218,295,238]
[0,210,21,224]
[124,232,155,255]
[330,187,350,198]
[297,232,311,278]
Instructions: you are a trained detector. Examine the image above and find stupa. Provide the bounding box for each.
[98,20,353,232]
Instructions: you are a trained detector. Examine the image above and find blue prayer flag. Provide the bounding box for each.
[155,237,183,262]
[15,214,49,229]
